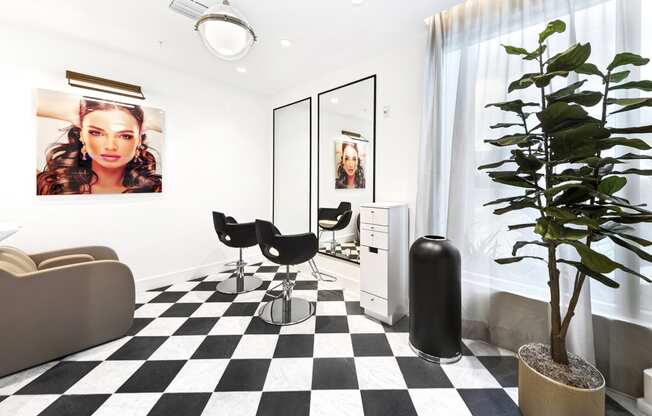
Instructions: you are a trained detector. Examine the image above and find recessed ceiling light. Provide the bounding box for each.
[236,67,247,73]
[330,97,339,104]
[280,39,292,47]
[352,0,365,5]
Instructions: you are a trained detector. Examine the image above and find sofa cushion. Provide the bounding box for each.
[0,247,38,276]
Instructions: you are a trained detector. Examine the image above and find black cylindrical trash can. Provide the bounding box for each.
[409,235,461,364]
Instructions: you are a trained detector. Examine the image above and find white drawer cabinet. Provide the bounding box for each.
[360,207,389,226]
[359,202,408,325]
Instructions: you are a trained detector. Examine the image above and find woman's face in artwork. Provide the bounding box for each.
[342,144,359,177]
[81,109,141,169]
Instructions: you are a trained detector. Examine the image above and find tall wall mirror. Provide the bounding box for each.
[317,75,376,264]
[273,98,311,234]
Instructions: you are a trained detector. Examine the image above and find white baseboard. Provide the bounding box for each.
[134,254,263,292]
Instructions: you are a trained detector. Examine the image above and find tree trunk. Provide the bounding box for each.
[551,332,569,364]
[547,245,569,365]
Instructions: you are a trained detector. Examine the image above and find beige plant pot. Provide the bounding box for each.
[518,344,605,416]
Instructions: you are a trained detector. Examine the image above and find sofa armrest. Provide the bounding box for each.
[0,260,135,378]
[38,254,95,270]
[30,246,118,264]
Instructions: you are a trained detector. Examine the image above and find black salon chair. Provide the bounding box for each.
[318,202,353,252]
[212,211,263,294]
[255,220,317,325]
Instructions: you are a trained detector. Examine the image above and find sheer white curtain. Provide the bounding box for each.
[417,0,651,359]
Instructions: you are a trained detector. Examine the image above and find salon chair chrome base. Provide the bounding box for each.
[308,259,337,282]
[217,248,262,294]
[258,266,315,326]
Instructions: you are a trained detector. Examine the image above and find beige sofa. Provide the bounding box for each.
[0,246,134,378]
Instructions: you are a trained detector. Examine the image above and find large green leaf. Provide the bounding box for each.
[575,63,604,78]
[495,256,545,265]
[557,259,619,288]
[485,134,531,146]
[547,81,586,101]
[597,176,627,195]
[551,136,599,161]
[485,100,540,114]
[553,186,593,205]
[618,153,652,160]
[600,228,652,247]
[609,80,652,92]
[524,45,547,61]
[608,236,652,263]
[547,43,591,72]
[544,183,591,197]
[533,71,570,88]
[610,125,652,134]
[609,98,652,115]
[483,195,530,206]
[513,150,544,171]
[493,200,539,215]
[611,214,652,224]
[489,172,539,189]
[502,45,529,56]
[551,91,603,107]
[535,218,588,241]
[612,168,652,176]
[553,122,610,141]
[537,102,590,132]
[539,20,566,43]
[565,241,619,273]
[490,122,525,129]
[508,223,537,231]
[608,71,631,84]
[607,52,650,71]
[508,73,539,93]
[598,137,651,151]
[478,160,515,170]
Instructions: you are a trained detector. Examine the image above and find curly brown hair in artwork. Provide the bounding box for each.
[335,141,366,189]
[37,99,162,195]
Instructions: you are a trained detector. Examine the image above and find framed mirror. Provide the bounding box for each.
[317,75,376,264]
[273,97,311,234]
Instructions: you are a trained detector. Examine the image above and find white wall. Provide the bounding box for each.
[0,23,270,288]
[270,40,426,280]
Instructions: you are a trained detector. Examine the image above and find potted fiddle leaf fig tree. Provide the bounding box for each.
[481,20,652,416]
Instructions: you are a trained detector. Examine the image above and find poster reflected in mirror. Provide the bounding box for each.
[334,139,367,189]
[36,89,164,195]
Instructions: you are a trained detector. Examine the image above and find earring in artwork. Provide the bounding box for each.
[81,144,88,161]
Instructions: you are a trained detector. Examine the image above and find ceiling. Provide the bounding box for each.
[1,0,461,96]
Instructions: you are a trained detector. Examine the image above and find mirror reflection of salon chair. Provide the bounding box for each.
[255,220,317,325]
[318,202,352,253]
[212,211,263,294]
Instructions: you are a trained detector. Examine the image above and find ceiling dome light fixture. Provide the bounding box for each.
[195,0,257,61]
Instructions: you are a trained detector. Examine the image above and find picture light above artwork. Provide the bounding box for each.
[66,71,146,100]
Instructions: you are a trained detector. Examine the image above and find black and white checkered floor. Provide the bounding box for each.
[0,262,634,416]
[319,242,360,262]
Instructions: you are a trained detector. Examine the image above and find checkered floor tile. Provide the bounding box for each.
[319,242,360,262]
[0,262,633,416]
